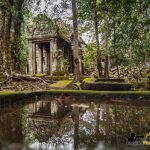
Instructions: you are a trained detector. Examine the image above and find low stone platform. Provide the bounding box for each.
[52,71,68,76]
[95,78,125,83]
[82,82,132,91]
[81,78,131,91]
[49,80,73,89]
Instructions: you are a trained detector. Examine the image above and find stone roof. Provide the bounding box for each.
[27,14,85,46]
[27,14,72,43]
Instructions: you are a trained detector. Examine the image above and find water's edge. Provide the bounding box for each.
[0,90,150,106]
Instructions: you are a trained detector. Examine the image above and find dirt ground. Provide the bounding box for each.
[0,76,51,91]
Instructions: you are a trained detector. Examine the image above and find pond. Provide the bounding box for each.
[0,95,150,150]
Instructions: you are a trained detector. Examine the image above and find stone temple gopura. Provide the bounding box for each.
[26,14,84,75]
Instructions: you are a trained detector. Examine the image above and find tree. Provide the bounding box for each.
[0,0,30,74]
[0,0,13,73]
[94,0,102,77]
[71,0,80,82]
[78,0,103,77]
[103,0,109,78]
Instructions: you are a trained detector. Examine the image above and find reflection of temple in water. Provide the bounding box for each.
[0,99,150,150]
[28,101,58,118]
[26,100,74,144]
[27,100,73,120]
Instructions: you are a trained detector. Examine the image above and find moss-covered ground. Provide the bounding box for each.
[49,80,73,89]
[0,90,150,105]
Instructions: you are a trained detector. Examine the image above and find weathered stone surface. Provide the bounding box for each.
[81,82,132,91]
[52,71,68,76]
[95,78,125,83]
[81,78,131,91]
[27,17,73,75]
[27,15,84,76]
[49,80,73,89]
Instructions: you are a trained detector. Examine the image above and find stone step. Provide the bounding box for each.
[82,82,132,91]
[53,71,68,76]
[95,78,125,83]
[50,80,73,89]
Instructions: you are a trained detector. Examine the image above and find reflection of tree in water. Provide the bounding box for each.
[1,100,149,150]
[102,105,150,143]
[78,103,150,149]
[0,109,27,147]
[27,119,58,142]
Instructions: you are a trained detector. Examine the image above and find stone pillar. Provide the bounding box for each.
[50,38,57,74]
[28,41,33,74]
[32,43,36,74]
[35,43,37,74]
[49,41,52,75]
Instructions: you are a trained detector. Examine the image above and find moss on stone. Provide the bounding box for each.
[53,71,69,76]
[95,78,125,83]
[80,76,94,81]
[81,78,132,91]
[50,80,73,89]
[0,90,150,104]
[33,74,47,77]
[82,82,132,91]
[82,78,96,83]
[45,76,71,81]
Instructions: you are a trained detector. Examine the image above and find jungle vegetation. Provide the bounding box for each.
[0,0,149,82]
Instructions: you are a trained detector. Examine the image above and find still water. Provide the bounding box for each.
[0,96,150,150]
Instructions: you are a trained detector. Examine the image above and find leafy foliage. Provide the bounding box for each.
[11,36,28,72]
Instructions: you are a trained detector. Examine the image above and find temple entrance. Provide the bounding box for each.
[36,42,50,74]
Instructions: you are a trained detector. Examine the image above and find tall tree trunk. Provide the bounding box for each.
[71,0,80,82]
[94,0,102,77]
[13,0,24,71]
[113,0,120,78]
[0,7,6,72]
[5,7,13,73]
[14,0,24,37]
[103,0,109,78]
[0,1,13,73]
[0,0,25,73]
[113,16,120,78]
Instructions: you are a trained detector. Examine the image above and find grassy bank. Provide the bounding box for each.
[0,90,150,105]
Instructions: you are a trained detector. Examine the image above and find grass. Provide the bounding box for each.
[0,89,150,96]
[0,90,149,104]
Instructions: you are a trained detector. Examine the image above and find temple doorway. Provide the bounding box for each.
[36,42,50,74]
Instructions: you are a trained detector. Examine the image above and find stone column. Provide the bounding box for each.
[50,38,57,74]
[28,41,33,74]
[35,43,37,74]
[32,43,36,74]
[49,41,52,75]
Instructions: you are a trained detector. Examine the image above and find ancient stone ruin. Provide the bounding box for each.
[27,15,84,75]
